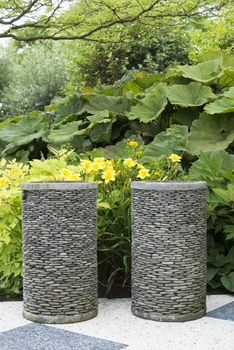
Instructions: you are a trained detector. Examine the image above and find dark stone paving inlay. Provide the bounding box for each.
[0,323,127,350]
[206,301,234,321]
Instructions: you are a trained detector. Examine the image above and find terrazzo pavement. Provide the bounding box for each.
[0,295,233,350]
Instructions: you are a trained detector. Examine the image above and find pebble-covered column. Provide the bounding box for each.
[131,181,207,322]
[22,182,98,324]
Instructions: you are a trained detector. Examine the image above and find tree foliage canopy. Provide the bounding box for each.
[0,0,230,42]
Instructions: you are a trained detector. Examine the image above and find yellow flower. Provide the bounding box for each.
[105,160,114,168]
[0,177,8,186]
[123,158,136,168]
[128,140,138,147]
[94,157,105,163]
[67,174,81,181]
[92,158,106,171]
[168,154,182,163]
[61,168,72,178]
[92,162,101,172]
[80,160,93,172]
[102,167,116,184]
[7,168,19,178]
[137,168,150,179]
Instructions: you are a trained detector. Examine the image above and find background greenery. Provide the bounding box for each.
[0,0,233,295]
[0,43,67,118]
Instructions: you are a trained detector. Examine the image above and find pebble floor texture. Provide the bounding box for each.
[0,295,233,350]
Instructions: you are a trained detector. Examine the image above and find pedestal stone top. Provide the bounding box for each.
[131,181,207,191]
[22,181,98,191]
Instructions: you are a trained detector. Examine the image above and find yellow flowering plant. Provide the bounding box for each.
[0,146,184,295]
[0,160,30,294]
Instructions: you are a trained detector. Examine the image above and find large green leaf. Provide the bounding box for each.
[87,112,116,144]
[219,68,234,87]
[87,110,111,124]
[207,267,219,283]
[128,83,167,123]
[51,95,85,117]
[204,97,234,114]
[0,115,48,146]
[93,85,123,97]
[173,59,223,84]
[165,82,215,107]
[187,114,234,154]
[213,185,234,203]
[223,87,234,98]
[0,116,22,129]
[115,71,162,92]
[143,125,188,160]
[189,151,234,188]
[221,272,234,292]
[173,108,200,127]
[85,95,131,115]
[48,121,85,144]
[89,122,113,144]
[224,225,234,240]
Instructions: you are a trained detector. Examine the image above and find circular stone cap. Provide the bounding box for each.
[22,181,97,191]
[131,181,207,191]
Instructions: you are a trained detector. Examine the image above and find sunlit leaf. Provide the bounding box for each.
[0,115,48,146]
[187,114,234,154]
[128,83,167,122]
[204,96,234,114]
[173,59,223,84]
[165,82,215,107]
[143,125,188,160]
[48,121,85,144]
[85,95,131,114]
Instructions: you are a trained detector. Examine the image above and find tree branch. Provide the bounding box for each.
[0,0,40,25]
[0,0,230,42]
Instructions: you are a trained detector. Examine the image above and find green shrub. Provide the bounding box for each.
[0,57,233,162]
[67,29,190,88]
[1,43,67,117]
[0,54,11,98]
[1,149,234,295]
[0,56,234,295]
[0,147,183,295]
[189,151,234,292]
[189,7,234,63]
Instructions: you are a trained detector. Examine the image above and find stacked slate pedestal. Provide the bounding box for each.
[131,181,207,322]
[22,182,98,324]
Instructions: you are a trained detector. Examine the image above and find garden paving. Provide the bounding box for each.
[0,295,233,350]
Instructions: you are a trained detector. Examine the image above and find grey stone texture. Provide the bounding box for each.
[22,182,98,324]
[0,323,127,350]
[131,181,208,322]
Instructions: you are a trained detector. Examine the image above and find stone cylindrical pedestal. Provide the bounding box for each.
[22,182,98,324]
[131,181,207,322]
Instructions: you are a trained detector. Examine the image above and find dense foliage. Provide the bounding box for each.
[67,29,190,87]
[189,6,234,62]
[0,58,233,162]
[0,55,234,295]
[0,148,183,295]
[0,44,67,117]
[0,0,227,42]
[189,152,234,292]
